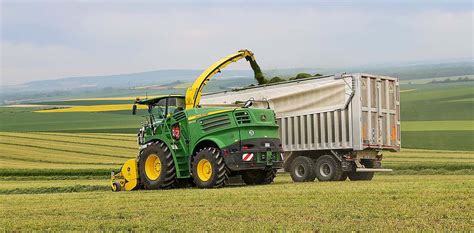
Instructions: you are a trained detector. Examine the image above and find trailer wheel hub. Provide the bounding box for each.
[197,159,212,182]
[145,154,161,180]
[295,165,305,177]
[320,163,331,177]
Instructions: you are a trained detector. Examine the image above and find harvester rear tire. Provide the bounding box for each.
[348,159,375,181]
[242,168,276,185]
[290,156,316,182]
[338,173,348,181]
[314,155,344,182]
[138,142,176,190]
[192,147,229,188]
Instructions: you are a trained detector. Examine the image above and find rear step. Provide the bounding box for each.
[356,168,393,172]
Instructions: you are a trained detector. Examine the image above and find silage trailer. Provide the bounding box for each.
[201,73,401,182]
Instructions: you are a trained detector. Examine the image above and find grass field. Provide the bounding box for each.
[0,174,472,231]
[0,76,473,230]
[0,131,472,231]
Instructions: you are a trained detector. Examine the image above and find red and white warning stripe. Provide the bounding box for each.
[242,153,254,161]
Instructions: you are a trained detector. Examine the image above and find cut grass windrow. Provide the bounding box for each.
[32,132,136,142]
[0,175,108,181]
[0,155,121,166]
[0,169,113,177]
[0,142,130,159]
[383,163,474,171]
[386,169,474,175]
[0,185,108,195]
[0,134,136,150]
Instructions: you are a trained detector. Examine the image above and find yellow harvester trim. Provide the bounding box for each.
[196,159,212,182]
[185,49,256,109]
[112,159,139,191]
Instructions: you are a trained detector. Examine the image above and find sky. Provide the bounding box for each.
[1,0,473,86]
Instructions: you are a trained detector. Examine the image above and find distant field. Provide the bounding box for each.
[1,79,473,150]
[0,107,141,133]
[399,74,474,84]
[399,81,474,150]
[401,81,473,121]
[28,99,132,106]
[35,104,147,113]
[401,121,473,131]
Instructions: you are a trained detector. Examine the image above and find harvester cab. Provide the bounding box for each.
[110,50,283,191]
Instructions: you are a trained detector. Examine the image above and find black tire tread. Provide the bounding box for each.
[192,147,229,188]
[348,160,375,181]
[242,168,276,185]
[314,155,343,182]
[139,141,176,190]
[290,156,316,182]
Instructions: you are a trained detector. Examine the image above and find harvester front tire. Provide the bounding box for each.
[242,168,276,185]
[314,155,344,182]
[192,147,229,188]
[290,156,316,182]
[111,182,121,192]
[348,159,375,181]
[138,142,176,190]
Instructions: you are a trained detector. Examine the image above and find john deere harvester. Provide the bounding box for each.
[110,50,283,191]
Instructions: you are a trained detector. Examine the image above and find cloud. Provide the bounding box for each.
[1,1,473,85]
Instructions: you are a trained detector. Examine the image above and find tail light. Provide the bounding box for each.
[172,124,180,140]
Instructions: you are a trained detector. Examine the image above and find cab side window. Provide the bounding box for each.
[169,98,185,114]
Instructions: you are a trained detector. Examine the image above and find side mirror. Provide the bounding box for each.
[243,100,253,108]
[132,104,137,115]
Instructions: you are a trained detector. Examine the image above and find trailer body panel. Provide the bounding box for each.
[201,73,401,153]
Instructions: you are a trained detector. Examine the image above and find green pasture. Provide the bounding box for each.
[400,81,473,121]
[398,81,474,150]
[402,120,473,131]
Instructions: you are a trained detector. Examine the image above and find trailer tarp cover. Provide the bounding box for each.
[201,78,349,117]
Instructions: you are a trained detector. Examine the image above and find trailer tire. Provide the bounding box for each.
[348,160,375,181]
[138,142,176,190]
[242,168,276,185]
[290,156,316,182]
[315,155,344,182]
[192,147,229,188]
